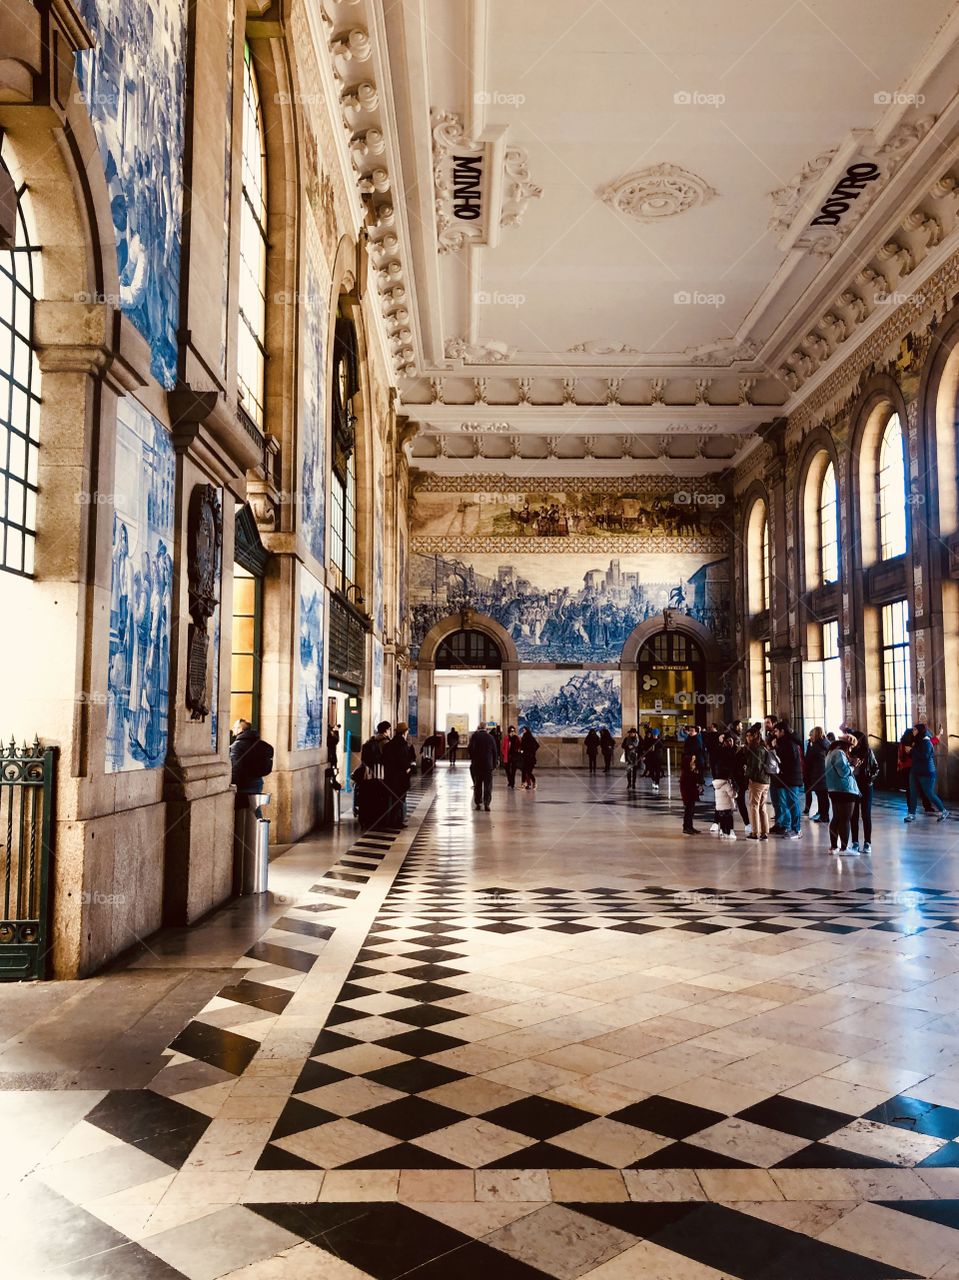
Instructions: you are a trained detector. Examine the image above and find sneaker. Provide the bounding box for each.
[746,834,759,840]
[769,826,786,835]
[904,814,916,823]
[850,841,860,852]
[709,823,720,833]
[652,783,660,792]
[484,804,491,811]
[863,841,872,853]
[785,830,801,839]
[830,846,840,854]
[726,831,737,841]
[745,824,753,836]
[847,847,861,855]
[759,834,769,841]
[683,827,700,835]
[938,811,949,822]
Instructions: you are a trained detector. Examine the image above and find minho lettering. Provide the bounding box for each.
[810,162,881,227]
[452,154,483,220]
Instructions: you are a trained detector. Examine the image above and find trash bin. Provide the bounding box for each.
[237,793,270,894]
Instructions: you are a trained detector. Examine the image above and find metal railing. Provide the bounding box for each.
[0,737,55,980]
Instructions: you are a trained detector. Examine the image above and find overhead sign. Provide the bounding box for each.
[809,162,881,228]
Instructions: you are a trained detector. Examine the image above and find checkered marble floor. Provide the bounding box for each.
[10,771,959,1277]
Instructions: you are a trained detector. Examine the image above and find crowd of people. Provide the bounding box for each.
[341,712,952,845]
[668,717,949,854]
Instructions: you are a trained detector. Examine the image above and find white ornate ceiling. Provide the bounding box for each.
[314,0,959,473]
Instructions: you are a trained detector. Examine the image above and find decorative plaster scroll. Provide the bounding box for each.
[601,163,718,222]
[687,338,759,366]
[567,340,640,355]
[432,110,542,253]
[444,336,517,363]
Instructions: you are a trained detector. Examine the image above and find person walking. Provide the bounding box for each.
[467,724,498,811]
[520,727,539,789]
[680,753,703,834]
[622,727,641,790]
[382,722,415,828]
[231,719,274,818]
[825,735,860,853]
[421,729,442,778]
[732,728,751,834]
[584,728,600,775]
[446,726,460,768]
[850,729,878,853]
[504,725,522,789]
[326,722,340,773]
[491,724,503,769]
[744,726,772,840]
[905,723,949,822]
[805,727,830,824]
[644,729,664,792]
[773,721,805,838]
[599,727,615,774]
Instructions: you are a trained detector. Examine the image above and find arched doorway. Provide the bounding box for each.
[433,629,504,735]
[636,631,706,732]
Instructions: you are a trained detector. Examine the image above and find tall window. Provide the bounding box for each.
[237,43,267,429]
[881,600,912,741]
[878,413,907,560]
[330,314,358,594]
[760,511,770,612]
[820,461,839,584]
[0,150,41,576]
[230,563,261,726]
[763,639,772,718]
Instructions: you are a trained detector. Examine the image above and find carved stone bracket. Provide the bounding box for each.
[185,484,222,722]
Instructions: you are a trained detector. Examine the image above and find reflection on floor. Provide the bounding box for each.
[6,769,959,1277]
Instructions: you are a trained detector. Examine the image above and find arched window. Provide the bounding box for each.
[435,630,503,669]
[878,413,907,559]
[820,461,839,584]
[0,147,41,576]
[330,312,359,594]
[746,499,769,615]
[237,42,267,429]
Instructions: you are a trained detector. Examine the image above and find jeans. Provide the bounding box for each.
[770,781,787,827]
[812,785,830,822]
[908,772,946,816]
[470,766,493,807]
[683,799,697,830]
[829,793,857,849]
[780,785,804,833]
[736,783,750,826]
[586,753,598,774]
[505,761,518,788]
[748,782,770,835]
[851,784,872,843]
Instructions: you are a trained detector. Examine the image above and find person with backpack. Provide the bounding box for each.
[584,728,600,775]
[357,721,393,830]
[744,724,772,839]
[849,729,878,853]
[905,723,949,822]
[446,726,460,768]
[231,719,274,816]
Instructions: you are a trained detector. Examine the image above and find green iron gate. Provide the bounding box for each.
[0,738,55,980]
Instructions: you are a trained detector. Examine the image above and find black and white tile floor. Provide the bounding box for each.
[9,772,959,1277]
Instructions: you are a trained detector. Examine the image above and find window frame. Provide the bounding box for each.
[820,460,840,585]
[237,41,268,432]
[877,412,908,561]
[0,148,41,578]
[880,599,912,743]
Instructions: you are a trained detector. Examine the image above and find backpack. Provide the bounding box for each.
[763,747,781,777]
[249,737,274,779]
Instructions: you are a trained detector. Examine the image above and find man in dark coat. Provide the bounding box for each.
[231,719,273,816]
[774,720,805,838]
[468,725,498,811]
[383,722,415,828]
[447,726,461,767]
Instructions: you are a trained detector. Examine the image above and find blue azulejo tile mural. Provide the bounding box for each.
[371,637,384,726]
[299,241,329,566]
[76,0,187,388]
[296,567,325,750]
[518,669,622,737]
[107,399,175,773]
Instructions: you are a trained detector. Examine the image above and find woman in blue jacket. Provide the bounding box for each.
[824,737,860,854]
[905,724,948,822]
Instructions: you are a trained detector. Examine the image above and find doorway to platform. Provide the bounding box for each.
[432,629,504,733]
[636,631,707,732]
